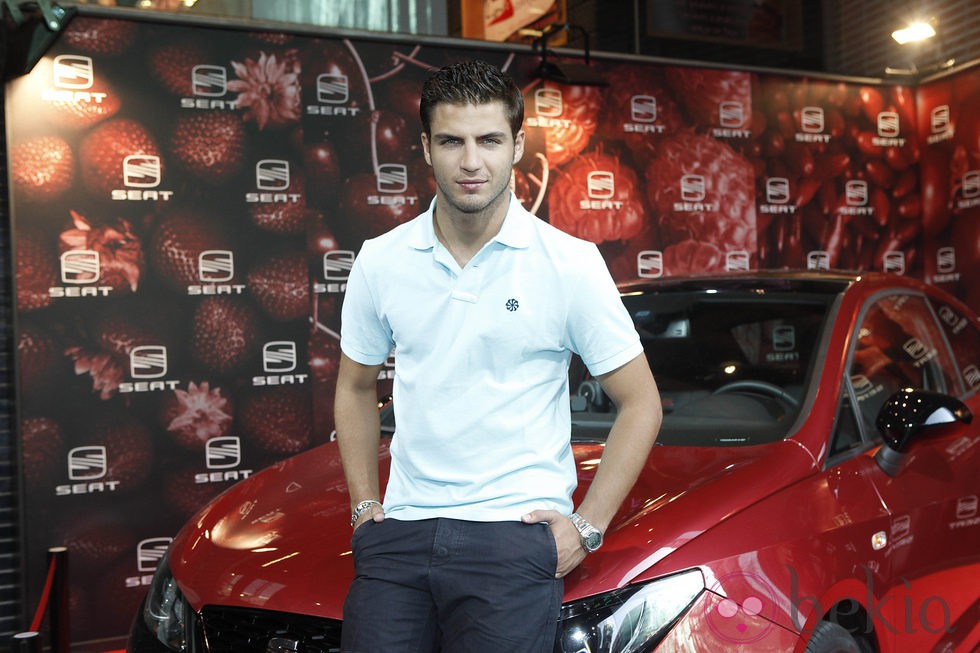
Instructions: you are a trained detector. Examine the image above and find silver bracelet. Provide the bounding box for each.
[350,500,382,528]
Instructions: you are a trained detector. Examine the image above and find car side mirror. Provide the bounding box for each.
[874,388,972,476]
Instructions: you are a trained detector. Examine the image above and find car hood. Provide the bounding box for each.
[168,437,817,617]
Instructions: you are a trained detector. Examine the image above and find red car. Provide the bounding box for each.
[128,271,980,652]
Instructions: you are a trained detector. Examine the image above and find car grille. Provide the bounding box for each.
[199,606,342,653]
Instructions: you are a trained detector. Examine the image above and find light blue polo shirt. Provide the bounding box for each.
[340,194,643,522]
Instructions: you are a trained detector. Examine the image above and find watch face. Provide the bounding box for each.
[584,531,602,551]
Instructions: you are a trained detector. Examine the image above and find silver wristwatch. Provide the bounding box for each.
[350,500,381,528]
[569,512,603,553]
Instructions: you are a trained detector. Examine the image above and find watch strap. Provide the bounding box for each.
[350,500,382,528]
[570,512,603,552]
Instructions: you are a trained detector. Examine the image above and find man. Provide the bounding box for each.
[335,59,662,652]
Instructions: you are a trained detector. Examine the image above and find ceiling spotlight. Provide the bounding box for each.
[891,21,936,45]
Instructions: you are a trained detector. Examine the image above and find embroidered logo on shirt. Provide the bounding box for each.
[506,298,519,312]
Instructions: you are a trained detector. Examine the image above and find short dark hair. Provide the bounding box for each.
[420,59,524,137]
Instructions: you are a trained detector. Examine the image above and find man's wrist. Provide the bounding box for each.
[569,511,604,553]
[350,499,382,528]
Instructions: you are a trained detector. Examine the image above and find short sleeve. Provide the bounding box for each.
[565,244,643,377]
[339,243,395,365]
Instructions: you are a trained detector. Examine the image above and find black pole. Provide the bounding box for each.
[11,631,41,653]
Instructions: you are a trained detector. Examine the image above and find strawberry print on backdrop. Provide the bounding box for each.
[7,16,319,642]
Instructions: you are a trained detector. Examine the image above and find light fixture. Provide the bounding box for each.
[532,23,608,86]
[891,21,936,45]
[2,0,76,80]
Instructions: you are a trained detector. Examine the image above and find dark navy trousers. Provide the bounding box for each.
[341,518,563,652]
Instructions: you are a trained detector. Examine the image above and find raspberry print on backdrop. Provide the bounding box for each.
[918,69,980,313]
[750,76,921,276]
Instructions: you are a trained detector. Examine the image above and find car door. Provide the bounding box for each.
[841,290,980,651]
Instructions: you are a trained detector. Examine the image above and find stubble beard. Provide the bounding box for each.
[437,175,511,222]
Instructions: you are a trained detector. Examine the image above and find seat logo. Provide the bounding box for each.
[719,101,745,128]
[931,105,950,135]
[206,436,242,469]
[60,250,100,284]
[807,251,830,271]
[192,65,227,97]
[124,155,162,188]
[534,87,563,118]
[587,171,615,199]
[936,247,956,274]
[726,251,749,271]
[266,637,301,653]
[323,250,355,281]
[53,55,93,89]
[199,250,234,282]
[877,111,900,138]
[800,106,824,133]
[68,446,107,480]
[882,251,905,275]
[845,180,868,206]
[637,250,663,278]
[680,175,706,202]
[137,537,173,572]
[263,341,297,373]
[765,177,790,204]
[630,95,657,122]
[317,74,349,104]
[376,163,408,194]
[963,171,980,198]
[131,346,168,379]
[773,326,796,351]
[256,159,290,191]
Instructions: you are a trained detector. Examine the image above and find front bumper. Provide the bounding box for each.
[127,581,798,653]
[127,598,344,653]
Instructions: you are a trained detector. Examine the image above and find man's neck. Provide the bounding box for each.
[433,198,508,268]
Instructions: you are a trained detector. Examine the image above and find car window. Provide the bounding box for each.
[828,385,864,459]
[928,295,980,399]
[847,292,958,435]
[571,290,835,447]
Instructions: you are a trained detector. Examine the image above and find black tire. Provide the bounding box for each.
[804,621,862,653]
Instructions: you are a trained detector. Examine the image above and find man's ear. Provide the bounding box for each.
[421,132,432,165]
[513,129,526,165]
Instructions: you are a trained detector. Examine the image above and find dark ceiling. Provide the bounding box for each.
[551,0,980,82]
[53,0,980,83]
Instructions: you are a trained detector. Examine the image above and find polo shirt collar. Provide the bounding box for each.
[408,193,532,252]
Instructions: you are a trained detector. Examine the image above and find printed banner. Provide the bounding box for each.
[5,11,978,645]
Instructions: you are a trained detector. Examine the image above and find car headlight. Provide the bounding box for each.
[143,552,192,652]
[555,569,704,653]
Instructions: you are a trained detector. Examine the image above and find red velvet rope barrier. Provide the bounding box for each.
[28,552,58,632]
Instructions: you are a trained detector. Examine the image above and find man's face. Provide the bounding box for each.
[421,101,525,220]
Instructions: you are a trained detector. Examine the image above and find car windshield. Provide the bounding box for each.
[570,286,838,447]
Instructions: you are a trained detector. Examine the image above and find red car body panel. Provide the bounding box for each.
[160,273,980,652]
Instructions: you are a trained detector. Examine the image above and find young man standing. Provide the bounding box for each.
[335,59,662,652]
